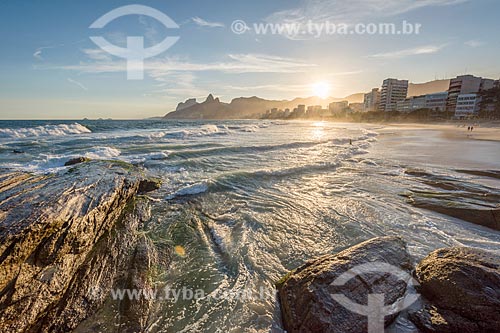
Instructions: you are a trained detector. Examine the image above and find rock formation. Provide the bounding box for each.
[64,157,90,166]
[404,169,500,230]
[276,236,500,333]
[276,236,414,333]
[409,247,500,333]
[175,98,198,111]
[0,161,167,333]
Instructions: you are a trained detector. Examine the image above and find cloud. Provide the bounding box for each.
[192,17,225,28]
[224,83,309,93]
[82,48,112,61]
[33,40,87,61]
[33,50,43,60]
[267,0,468,23]
[464,40,485,48]
[67,78,88,91]
[55,53,317,75]
[369,44,446,59]
[33,47,54,61]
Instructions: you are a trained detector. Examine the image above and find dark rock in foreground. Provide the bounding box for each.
[276,236,413,333]
[0,161,166,333]
[138,179,162,194]
[409,247,500,333]
[64,157,90,166]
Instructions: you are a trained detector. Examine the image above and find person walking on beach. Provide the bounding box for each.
[468,126,471,131]
[471,126,474,131]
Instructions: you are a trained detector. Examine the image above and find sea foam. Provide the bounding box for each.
[166,181,210,200]
[0,123,91,139]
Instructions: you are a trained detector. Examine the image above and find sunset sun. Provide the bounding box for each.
[311,81,331,99]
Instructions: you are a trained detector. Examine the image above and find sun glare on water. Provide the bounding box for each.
[311,81,331,99]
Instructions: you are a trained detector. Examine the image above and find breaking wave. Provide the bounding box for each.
[0,123,91,139]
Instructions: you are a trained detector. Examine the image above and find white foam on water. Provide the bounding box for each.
[84,146,121,159]
[166,181,210,200]
[1,146,122,173]
[123,151,170,164]
[0,123,91,139]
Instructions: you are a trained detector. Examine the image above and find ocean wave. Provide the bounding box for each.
[164,124,232,139]
[0,123,91,139]
[84,147,121,159]
[1,146,122,173]
[123,151,170,164]
[226,123,269,132]
[167,140,331,159]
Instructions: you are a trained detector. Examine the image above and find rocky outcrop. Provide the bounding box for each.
[276,236,413,333]
[64,157,90,166]
[0,161,166,333]
[164,94,234,120]
[138,179,162,194]
[456,169,500,180]
[175,98,198,111]
[404,169,500,230]
[409,247,500,333]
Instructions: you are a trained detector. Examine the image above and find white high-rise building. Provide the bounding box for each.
[379,79,409,112]
[363,88,381,112]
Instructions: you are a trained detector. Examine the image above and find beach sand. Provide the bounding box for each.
[381,122,500,142]
[369,122,500,170]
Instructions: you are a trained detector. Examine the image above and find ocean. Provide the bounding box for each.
[1,119,499,332]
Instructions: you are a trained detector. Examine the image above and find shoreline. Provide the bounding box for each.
[376,122,500,142]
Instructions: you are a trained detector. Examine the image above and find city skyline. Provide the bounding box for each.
[1,0,500,119]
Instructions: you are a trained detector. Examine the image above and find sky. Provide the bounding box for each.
[0,0,499,119]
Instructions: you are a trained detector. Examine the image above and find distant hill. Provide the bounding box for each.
[164,93,365,119]
[408,79,450,97]
[164,94,235,119]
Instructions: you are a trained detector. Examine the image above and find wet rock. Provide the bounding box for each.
[456,169,500,180]
[409,247,500,333]
[64,157,90,166]
[138,179,161,194]
[404,170,500,230]
[0,161,164,332]
[407,195,500,231]
[277,236,413,333]
[72,198,170,333]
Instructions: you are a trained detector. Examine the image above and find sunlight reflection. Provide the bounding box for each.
[312,121,326,140]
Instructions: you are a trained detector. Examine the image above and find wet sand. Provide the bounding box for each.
[369,122,500,170]
[381,122,500,142]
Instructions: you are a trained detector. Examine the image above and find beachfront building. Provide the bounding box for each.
[329,101,349,115]
[425,92,448,112]
[455,94,481,119]
[395,95,426,113]
[411,95,426,110]
[363,88,381,112]
[396,99,411,113]
[446,75,495,116]
[349,103,364,113]
[306,105,323,117]
[291,104,306,118]
[379,78,409,112]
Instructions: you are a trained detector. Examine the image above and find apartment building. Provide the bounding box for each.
[379,79,409,112]
[363,88,381,112]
